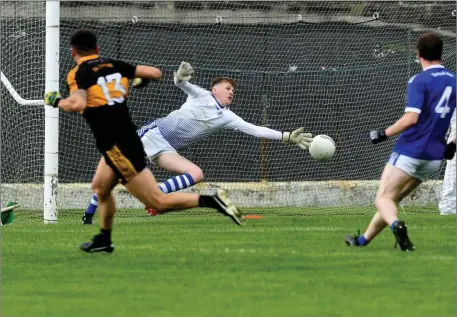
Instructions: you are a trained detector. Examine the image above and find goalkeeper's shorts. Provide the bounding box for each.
[140,125,177,161]
[388,152,441,182]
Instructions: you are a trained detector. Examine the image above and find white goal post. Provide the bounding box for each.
[43,1,60,224]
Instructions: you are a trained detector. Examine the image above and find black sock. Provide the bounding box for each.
[198,195,219,209]
[100,228,112,241]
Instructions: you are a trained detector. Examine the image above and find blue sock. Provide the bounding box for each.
[390,220,399,232]
[158,173,196,194]
[85,194,99,215]
[357,235,369,246]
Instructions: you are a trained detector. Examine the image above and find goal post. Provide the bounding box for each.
[0,1,455,223]
[43,0,60,224]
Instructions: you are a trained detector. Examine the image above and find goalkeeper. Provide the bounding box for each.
[82,61,313,223]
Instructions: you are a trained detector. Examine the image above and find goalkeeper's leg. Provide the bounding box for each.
[154,152,204,193]
[142,125,204,194]
[83,152,204,221]
[145,152,203,215]
[82,194,99,224]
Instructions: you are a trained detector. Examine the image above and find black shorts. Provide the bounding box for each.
[103,140,146,184]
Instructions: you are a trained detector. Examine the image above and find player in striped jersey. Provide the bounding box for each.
[82,61,313,223]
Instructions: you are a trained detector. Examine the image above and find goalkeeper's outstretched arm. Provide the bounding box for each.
[225,111,313,150]
[173,61,207,97]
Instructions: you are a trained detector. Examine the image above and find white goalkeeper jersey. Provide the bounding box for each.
[138,80,282,150]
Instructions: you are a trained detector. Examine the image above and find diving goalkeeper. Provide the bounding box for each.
[82,62,313,223]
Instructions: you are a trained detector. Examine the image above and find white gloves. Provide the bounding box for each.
[174,61,194,82]
[282,128,313,150]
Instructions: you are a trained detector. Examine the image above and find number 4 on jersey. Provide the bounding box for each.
[435,86,453,119]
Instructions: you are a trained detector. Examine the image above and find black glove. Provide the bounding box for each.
[369,130,388,144]
[132,78,150,89]
[444,142,456,160]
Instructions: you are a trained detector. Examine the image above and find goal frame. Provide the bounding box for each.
[1,1,452,221]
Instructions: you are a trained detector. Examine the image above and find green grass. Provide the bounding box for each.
[2,211,456,317]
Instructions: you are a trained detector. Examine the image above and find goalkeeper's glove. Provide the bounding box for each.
[369,129,388,144]
[44,91,62,108]
[282,127,313,150]
[132,78,150,89]
[174,61,194,82]
[444,141,456,160]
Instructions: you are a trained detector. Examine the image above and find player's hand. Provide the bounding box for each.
[444,141,456,160]
[369,129,388,144]
[132,78,150,89]
[175,61,194,81]
[282,128,313,149]
[44,91,61,108]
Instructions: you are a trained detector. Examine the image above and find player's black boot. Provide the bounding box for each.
[392,221,415,252]
[80,233,114,253]
[344,230,361,247]
[82,213,94,225]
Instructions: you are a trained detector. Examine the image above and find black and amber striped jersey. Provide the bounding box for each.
[66,54,138,152]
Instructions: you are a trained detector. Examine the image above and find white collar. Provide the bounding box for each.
[423,64,444,71]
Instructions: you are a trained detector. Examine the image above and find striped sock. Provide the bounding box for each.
[158,173,196,194]
[85,194,99,215]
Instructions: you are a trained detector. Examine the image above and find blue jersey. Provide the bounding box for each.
[393,65,456,160]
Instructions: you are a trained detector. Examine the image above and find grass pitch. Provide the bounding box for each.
[2,210,455,317]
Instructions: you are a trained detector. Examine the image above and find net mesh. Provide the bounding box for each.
[1,1,455,221]
[1,1,46,214]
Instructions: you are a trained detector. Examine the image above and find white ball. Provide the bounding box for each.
[309,135,336,161]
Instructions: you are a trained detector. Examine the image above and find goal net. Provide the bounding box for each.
[1,1,456,222]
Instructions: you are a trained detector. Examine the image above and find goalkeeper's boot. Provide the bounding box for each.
[145,207,159,216]
[392,221,415,252]
[344,230,361,247]
[214,190,243,226]
[82,213,94,225]
[80,233,114,253]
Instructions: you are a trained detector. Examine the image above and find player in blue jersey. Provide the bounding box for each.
[345,32,456,251]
